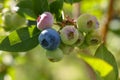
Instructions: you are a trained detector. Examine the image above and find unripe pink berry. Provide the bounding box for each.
[37,12,54,30]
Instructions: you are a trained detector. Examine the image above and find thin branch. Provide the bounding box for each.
[72,2,80,19]
[101,0,114,43]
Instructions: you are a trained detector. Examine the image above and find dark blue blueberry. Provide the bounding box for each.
[38,28,60,50]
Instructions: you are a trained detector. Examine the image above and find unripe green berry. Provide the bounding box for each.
[60,25,79,45]
[59,43,74,55]
[11,13,26,27]
[3,13,12,26]
[76,14,99,33]
[85,30,101,46]
[3,13,26,31]
[3,13,13,30]
[74,31,85,47]
[45,48,64,62]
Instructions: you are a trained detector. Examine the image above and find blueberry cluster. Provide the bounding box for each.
[37,12,101,62]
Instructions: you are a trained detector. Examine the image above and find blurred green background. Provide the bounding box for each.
[0,0,120,80]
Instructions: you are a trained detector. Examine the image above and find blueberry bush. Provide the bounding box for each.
[0,0,119,80]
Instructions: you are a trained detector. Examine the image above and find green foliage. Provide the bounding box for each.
[0,0,64,52]
[32,0,49,15]
[79,44,118,80]
[0,0,61,52]
[0,26,40,52]
[17,0,36,19]
[50,0,64,21]
[95,44,118,80]
[0,0,119,80]
[17,0,49,20]
[79,53,111,80]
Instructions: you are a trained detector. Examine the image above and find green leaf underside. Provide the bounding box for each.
[78,53,113,77]
[95,44,118,80]
[0,26,40,52]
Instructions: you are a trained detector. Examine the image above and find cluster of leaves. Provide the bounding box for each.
[0,0,118,80]
[79,44,118,80]
[0,0,82,52]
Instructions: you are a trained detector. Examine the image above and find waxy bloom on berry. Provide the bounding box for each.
[37,12,54,30]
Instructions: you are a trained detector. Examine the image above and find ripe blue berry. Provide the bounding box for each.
[45,48,64,62]
[76,14,99,33]
[37,12,53,30]
[38,28,60,50]
[60,25,79,45]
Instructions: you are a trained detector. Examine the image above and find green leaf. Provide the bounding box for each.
[50,0,64,21]
[17,0,37,20]
[95,44,118,80]
[78,53,113,79]
[17,0,33,9]
[17,8,37,20]
[32,0,49,16]
[0,26,40,52]
[95,72,104,80]
[17,0,49,20]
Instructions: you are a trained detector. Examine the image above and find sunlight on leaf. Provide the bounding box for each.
[28,26,36,38]
[0,36,6,43]
[0,26,40,52]
[8,31,21,45]
[23,13,36,20]
[78,53,113,77]
[95,44,118,80]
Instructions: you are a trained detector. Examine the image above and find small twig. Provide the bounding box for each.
[102,0,114,43]
[72,2,80,19]
[54,16,76,29]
